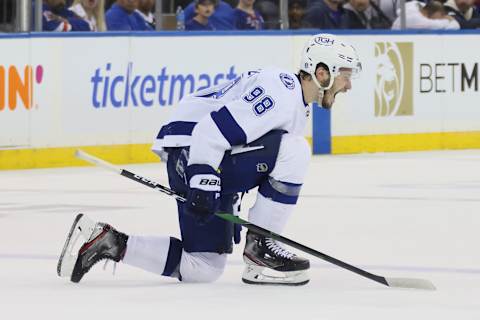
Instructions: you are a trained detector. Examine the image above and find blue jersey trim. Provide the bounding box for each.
[196,92,217,98]
[162,237,183,278]
[258,179,301,205]
[1,29,479,39]
[157,121,197,139]
[210,107,247,147]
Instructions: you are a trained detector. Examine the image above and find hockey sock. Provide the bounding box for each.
[162,237,183,279]
[122,235,183,279]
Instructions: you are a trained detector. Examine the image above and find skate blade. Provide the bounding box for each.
[242,278,310,286]
[57,214,96,278]
[242,263,310,286]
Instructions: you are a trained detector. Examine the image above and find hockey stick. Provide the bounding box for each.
[75,149,436,291]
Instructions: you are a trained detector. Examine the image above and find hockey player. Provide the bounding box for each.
[58,33,361,286]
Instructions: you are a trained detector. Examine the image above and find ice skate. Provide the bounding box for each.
[242,231,310,286]
[57,213,128,283]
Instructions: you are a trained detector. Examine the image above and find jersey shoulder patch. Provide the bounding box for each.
[250,68,299,109]
[279,73,295,90]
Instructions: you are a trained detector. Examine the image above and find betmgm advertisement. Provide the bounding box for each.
[374,42,413,118]
[325,35,480,155]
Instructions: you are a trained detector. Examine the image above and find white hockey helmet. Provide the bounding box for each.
[299,33,362,90]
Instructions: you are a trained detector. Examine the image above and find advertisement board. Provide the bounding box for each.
[324,34,480,154]
[1,32,479,168]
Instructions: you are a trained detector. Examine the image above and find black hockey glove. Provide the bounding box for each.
[185,164,221,223]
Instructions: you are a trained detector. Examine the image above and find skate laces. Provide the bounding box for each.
[102,260,117,276]
[265,238,295,259]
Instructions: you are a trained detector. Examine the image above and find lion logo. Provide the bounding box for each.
[374,42,413,117]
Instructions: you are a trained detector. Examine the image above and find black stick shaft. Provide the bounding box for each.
[119,168,390,287]
[120,170,186,202]
[226,216,388,286]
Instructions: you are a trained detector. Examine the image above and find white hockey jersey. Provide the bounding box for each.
[152,67,311,170]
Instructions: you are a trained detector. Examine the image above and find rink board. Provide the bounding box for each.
[324,33,480,154]
[1,31,479,169]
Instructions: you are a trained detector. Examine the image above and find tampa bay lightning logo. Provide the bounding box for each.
[256,163,268,173]
[279,73,295,90]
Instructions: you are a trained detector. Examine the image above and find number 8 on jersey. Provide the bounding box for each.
[242,86,275,116]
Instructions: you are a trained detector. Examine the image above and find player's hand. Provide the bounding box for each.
[185,164,221,222]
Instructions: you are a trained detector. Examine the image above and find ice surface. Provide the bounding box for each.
[1,150,480,319]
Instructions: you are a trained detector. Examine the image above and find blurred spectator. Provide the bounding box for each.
[343,0,392,28]
[392,0,460,29]
[186,0,216,30]
[303,0,349,29]
[255,0,280,29]
[444,0,480,28]
[135,0,155,29]
[69,0,107,31]
[233,0,264,30]
[289,0,306,29]
[42,0,91,31]
[106,0,151,30]
[377,0,400,22]
[0,0,15,32]
[105,0,116,10]
[369,0,393,27]
[185,0,235,30]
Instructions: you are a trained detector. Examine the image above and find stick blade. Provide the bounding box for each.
[75,149,121,174]
[385,277,436,290]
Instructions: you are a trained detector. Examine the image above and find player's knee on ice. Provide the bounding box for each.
[180,252,227,283]
[122,237,227,283]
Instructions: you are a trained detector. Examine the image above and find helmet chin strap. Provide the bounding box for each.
[312,74,334,105]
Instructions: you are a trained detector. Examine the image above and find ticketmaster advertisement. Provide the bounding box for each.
[7,35,293,148]
[0,33,479,168]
